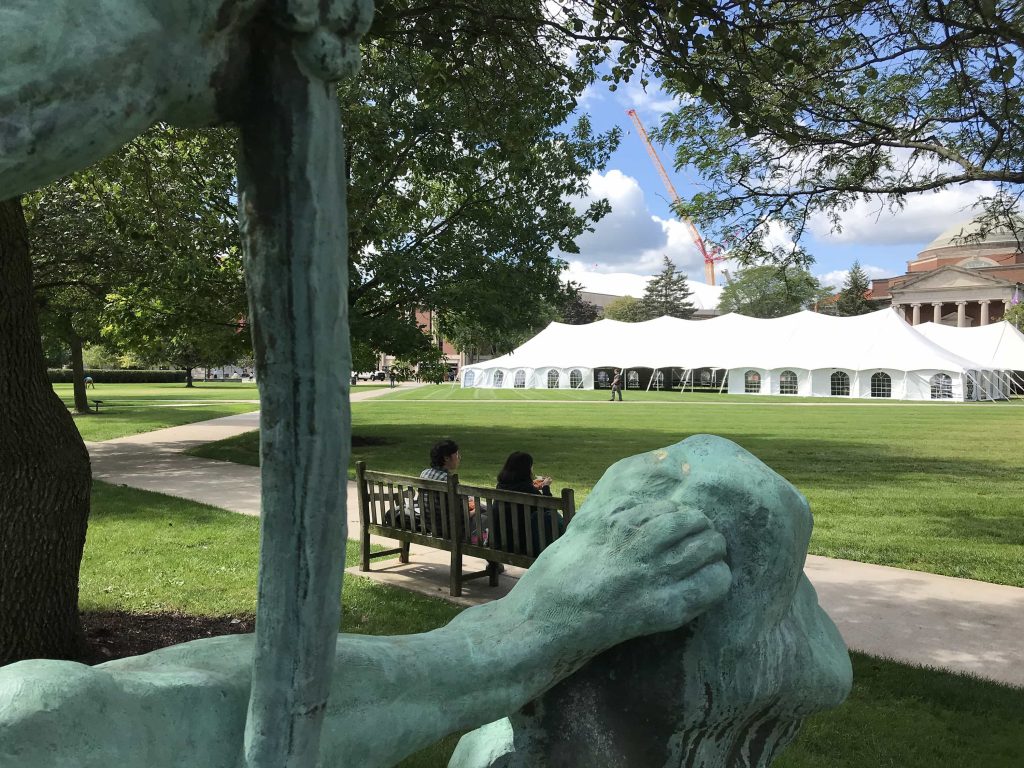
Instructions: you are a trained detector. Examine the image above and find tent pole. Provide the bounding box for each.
[646,369,655,392]
[717,369,728,395]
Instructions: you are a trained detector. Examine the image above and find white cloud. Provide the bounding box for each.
[619,77,678,116]
[801,145,1000,246]
[564,170,720,279]
[816,264,889,290]
[761,219,797,253]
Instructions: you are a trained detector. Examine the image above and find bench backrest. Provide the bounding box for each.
[455,483,575,559]
[356,464,456,540]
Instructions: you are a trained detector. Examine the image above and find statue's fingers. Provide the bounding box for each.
[644,507,713,554]
[667,560,732,624]
[661,528,728,577]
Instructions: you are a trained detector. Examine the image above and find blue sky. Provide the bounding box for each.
[562,76,996,291]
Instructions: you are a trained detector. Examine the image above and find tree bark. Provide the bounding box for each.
[69,332,90,413]
[185,367,194,387]
[0,198,90,665]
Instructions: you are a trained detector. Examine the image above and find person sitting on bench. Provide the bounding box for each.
[494,451,565,555]
[419,439,487,541]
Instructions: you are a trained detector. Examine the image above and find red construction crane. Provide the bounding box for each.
[626,109,726,285]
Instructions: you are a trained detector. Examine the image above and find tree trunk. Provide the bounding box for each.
[69,333,90,414]
[0,198,90,665]
[185,367,194,387]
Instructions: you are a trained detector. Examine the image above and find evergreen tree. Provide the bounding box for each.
[835,262,874,316]
[639,256,696,320]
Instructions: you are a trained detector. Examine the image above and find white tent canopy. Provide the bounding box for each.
[461,309,1009,401]
[914,321,1024,371]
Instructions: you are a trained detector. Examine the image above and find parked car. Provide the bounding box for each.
[353,371,387,382]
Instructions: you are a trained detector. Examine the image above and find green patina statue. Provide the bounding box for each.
[451,435,853,768]
[0,3,849,767]
[0,446,730,766]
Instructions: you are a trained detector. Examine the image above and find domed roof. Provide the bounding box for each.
[921,216,1024,254]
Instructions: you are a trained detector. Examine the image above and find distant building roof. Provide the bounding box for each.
[563,269,724,312]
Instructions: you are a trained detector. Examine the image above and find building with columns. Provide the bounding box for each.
[869,217,1024,327]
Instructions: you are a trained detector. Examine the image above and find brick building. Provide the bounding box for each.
[870,217,1024,326]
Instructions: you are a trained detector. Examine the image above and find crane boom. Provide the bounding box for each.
[626,109,723,285]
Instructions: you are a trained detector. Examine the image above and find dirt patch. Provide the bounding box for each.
[79,610,255,665]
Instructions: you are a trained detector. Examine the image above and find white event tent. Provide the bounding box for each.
[460,309,1011,401]
[915,321,1024,372]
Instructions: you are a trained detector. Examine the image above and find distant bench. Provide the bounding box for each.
[356,462,576,597]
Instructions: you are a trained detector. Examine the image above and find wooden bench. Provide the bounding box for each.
[90,399,104,413]
[356,462,576,596]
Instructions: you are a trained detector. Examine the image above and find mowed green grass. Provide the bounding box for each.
[189,389,1024,587]
[82,482,1024,768]
[83,481,459,635]
[54,382,261,442]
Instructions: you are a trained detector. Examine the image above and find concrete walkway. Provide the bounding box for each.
[87,392,1024,689]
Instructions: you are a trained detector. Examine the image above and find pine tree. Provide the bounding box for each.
[835,261,874,316]
[639,256,696,320]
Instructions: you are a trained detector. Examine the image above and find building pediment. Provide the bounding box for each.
[891,265,1014,293]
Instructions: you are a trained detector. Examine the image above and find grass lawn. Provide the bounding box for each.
[188,389,1024,587]
[82,482,1024,767]
[55,382,261,442]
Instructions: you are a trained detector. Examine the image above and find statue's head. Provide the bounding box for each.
[469,435,853,768]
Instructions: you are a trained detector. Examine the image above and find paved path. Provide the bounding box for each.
[88,390,1024,689]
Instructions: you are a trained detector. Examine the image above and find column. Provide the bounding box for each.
[932,302,942,323]
[980,299,990,326]
[956,300,967,327]
[893,303,905,321]
[911,303,921,325]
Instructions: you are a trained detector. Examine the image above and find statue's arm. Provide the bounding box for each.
[0,0,258,198]
[321,503,731,767]
[0,0,372,199]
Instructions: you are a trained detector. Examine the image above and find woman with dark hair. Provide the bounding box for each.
[494,452,563,555]
[496,452,552,496]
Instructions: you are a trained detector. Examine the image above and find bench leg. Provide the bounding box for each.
[359,531,371,572]
[399,541,410,564]
[450,550,462,597]
[487,561,500,587]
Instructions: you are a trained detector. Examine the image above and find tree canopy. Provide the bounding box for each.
[718,265,833,318]
[573,1,1024,263]
[346,1,616,362]
[603,295,646,322]
[558,282,601,325]
[1004,301,1024,331]
[26,126,248,387]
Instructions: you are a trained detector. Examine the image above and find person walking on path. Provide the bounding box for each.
[609,369,623,401]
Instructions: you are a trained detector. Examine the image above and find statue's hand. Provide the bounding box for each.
[514,498,731,652]
[271,0,374,79]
